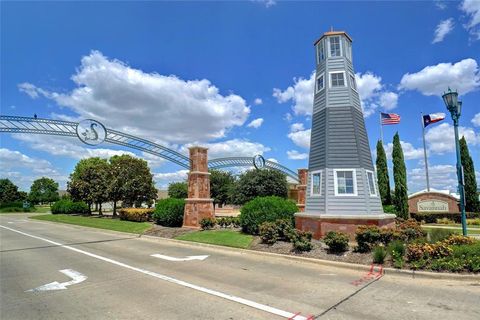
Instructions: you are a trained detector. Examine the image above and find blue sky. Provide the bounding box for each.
[1,0,479,193]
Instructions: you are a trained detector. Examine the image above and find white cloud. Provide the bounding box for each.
[182,139,270,159]
[356,72,398,117]
[290,122,305,132]
[288,129,311,149]
[425,122,480,153]
[18,50,250,144]
[472,113,480,126]
[252,0,276,8]
[287,150,308,160]
[154,169,189,188]
[13,134,138,160]
[460,0,480,40]
[247,118,264,129]
[432,18,454,43]
[409,164,458,192]
[253,98,263,105]
[379,92,399,111]
[384,141,424,160]
[273,72,315,116]
[399,58,480,96]
[434,0,447,10]
[267,158,278,163]
[0,148,67,190]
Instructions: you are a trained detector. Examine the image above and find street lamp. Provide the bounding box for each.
[442,88,467,236]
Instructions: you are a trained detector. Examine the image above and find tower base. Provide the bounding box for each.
[295,212,396,239]
[183,198,214,228]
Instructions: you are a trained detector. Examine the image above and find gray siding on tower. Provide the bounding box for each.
[305,32,384,216]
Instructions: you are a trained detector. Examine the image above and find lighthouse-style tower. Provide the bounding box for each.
[295,31,395,238]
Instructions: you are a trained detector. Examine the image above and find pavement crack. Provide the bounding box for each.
[313,275,383,319]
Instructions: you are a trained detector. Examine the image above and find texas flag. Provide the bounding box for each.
[423,113,446,128]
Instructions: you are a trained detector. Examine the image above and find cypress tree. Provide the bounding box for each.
[460,136,480,212]
[376,140,392,205]
[392,132,409,219]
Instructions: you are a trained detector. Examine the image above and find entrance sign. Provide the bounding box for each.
[417,200,449,212]
[76,119,106,146]
[253,154,266,170]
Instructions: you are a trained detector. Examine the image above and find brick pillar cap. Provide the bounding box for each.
[189,146,209,151]
[298,168,308,171]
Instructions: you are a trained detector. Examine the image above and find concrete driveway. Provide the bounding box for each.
[1,213,479,320]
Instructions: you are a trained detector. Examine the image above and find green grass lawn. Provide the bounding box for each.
[34,206,51,213]
[30,214,152,234]
[175,230,253,249]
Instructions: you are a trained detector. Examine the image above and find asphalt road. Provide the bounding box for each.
[1,213,479,320]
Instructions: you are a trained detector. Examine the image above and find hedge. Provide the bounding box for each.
[153,198,185,227]
[118,208,154,222]
[51,199,89,214]
[411,212,480,224]
[239,196,297,235]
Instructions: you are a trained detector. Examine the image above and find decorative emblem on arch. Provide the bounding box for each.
[252,154,265,170]
[76,119,107,146]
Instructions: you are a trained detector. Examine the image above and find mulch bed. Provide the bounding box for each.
[143,224,196,238]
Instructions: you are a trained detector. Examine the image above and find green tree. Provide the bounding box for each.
[0,179,20,203]
[168,182,188,199]
[232,169,288,205]
[67,157,110,214]
[108,155,157,212]
[210,170,235,208]
[460,136,480,212]
[376,140,392,205]
[392,133,409,219]
[28,177,59,204]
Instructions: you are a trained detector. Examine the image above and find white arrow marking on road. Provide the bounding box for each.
[26,269,87,292]
[150,254,209,262]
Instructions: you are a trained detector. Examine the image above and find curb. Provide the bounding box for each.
[25,217,480,282]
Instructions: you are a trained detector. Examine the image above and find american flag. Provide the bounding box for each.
[381,112,401,125]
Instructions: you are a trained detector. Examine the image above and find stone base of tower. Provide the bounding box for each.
[183,198,214,228]
[294,213,396,240]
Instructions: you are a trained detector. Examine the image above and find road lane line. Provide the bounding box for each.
[0,225,307,320]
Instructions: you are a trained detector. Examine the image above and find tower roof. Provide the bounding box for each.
[314,30,352,45]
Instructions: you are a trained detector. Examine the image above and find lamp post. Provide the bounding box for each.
[442,88,467,236]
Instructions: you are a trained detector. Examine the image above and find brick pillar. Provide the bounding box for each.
[297,168,308,212]
[183,146,214,228]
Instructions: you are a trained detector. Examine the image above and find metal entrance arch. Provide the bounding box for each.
[0,115,299,182]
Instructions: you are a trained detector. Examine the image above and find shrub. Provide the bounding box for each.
[382,205,396,214]
[411,212,480,224]
[467,218,480,226]
[118,208,153,222]
[388,240,405,268]
[153,198,185,227]
[395,219,426,242]
[372,246,387,264]
[430,257,465,272]
[436,217,454,225]
[292,230,313,252]
[51,199,89,214]
[259,222,279,245]
[239,196,297,235]
[323,231,349,253]
[428,228,456,243]
[275,219,295,242]
[355,225,381,253]
[442,234,475,246]
[200,217,216,230]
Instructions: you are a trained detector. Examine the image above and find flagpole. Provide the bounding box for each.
[380,112,384,145]
[421,112,430,191]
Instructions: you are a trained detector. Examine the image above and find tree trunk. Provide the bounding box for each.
[98,203,103,216]
[112,201,117,217]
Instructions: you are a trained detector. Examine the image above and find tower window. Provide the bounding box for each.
[350,73,357,91]
[316,73,325,92]
[366,170,377,196]
[334,169,357,196]
[330,71,346,87]
[311,171,322,196]
[329,36,341,57]
[317,41,325,63]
